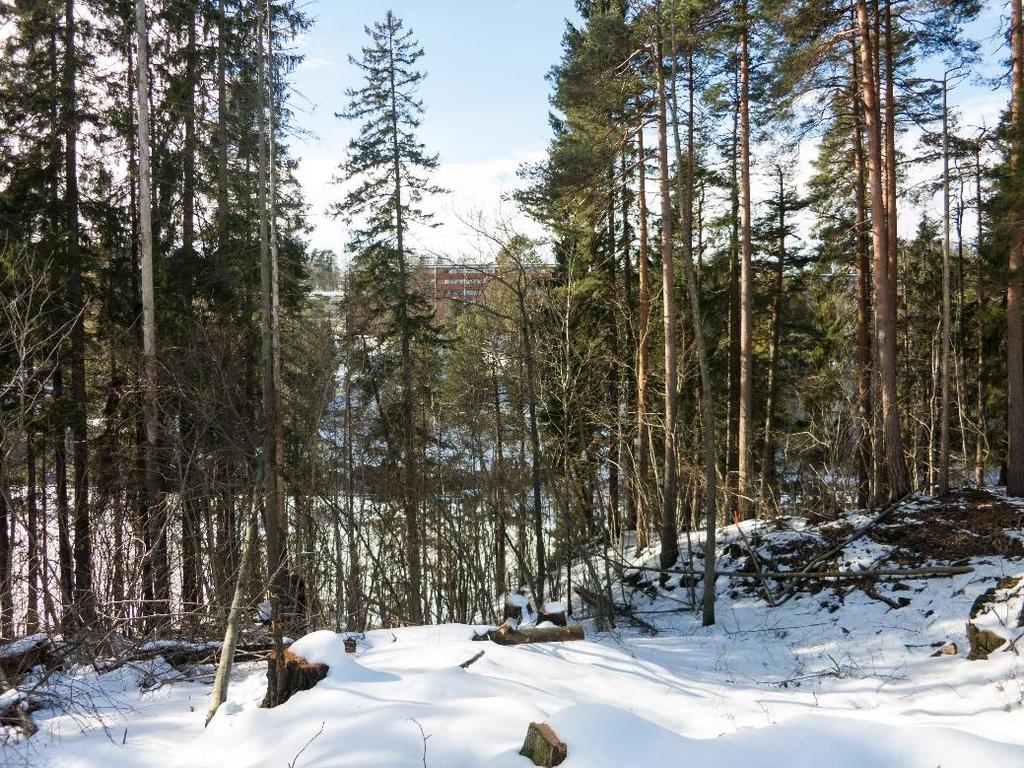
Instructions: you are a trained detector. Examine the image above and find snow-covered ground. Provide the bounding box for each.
[6,492,1024,767]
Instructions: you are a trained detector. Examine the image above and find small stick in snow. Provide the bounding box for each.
[287,721,325,768]
[458,650,485,669]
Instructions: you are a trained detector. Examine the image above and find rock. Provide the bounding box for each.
[519,721,567,767]
[966,623,1006,660]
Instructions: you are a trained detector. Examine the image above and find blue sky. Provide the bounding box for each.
[291,1,579,258]
[290,1,1008,259]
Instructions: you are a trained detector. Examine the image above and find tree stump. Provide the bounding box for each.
[538,602,567,627]
[966,623,1006,660]
[519,721,567,767]
[504,594,532,624]
[260,649,328,707]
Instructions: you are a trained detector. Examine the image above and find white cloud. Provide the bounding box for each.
[296,148,546,265]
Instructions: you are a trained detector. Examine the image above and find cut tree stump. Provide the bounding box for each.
[260,649,328,707]
[538,602,567,627]
[483,622,584,646]
[966,623,1006,660]
[519,721,567,767]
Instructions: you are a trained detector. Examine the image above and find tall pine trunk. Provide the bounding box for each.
[1007,0,1024,496]
[851,30,874,508]
[654,30,679,572]
[635,120,651,551]
[857,0,909,500]
[737,0,755,520]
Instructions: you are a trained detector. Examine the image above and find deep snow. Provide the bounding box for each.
[5,493,1024,767]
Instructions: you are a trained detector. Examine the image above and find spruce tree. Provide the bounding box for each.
[333,11,442,625]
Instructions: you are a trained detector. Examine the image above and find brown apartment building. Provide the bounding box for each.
[417,261,493,323]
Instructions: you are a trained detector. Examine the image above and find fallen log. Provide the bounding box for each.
[104,639,277,673]
[760,566,974,580]
[0,634,59,680]
[481,622,584,646]
[260,649,328,708]
[623,564,973,580]
[519,721,567,767]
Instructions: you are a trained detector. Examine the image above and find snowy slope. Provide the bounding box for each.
[7,492,1024,767]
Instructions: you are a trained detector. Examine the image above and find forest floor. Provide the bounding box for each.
[5,489,1024,767]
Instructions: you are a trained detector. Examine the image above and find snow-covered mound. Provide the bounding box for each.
[8,491,1024,767]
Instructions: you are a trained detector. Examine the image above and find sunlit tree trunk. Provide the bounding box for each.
[857,0,909,500]
[654,30,679,572]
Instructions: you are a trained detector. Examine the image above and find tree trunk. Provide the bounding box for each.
[136,0,168,626]
[65,0,92,628]
[737,1,755,520]
[26,405,39,635]
[883,0,899,315]
[760,167,786,506]
[939,76,952,496]
[216,0,229,293]
[385,26,423,623]
[258,6,287,705]
[635,120,651,551]
[666,5,718,624]
[851,31,874,508]
[654,31,679,572]
[205,506,258,726]
[974,142,986,486]
[518,283,546,603]
[856,0,909,500]
[1007,0,1024,496]
[344,285,361,630]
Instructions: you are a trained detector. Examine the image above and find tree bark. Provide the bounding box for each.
[136,0,168,625]
[653,30,679,572]
[384,24,423,623]
[851,30,874,508]
[856,0,909,500]
[760,167,786,505]
[259,2,288,705]
[65,0,92,627]
[634,120,651,551]
[974,142,986,487]
[1007,0,1024,496]
[939,76,952,496]
[205,506,258,726]
[737,0,755,520]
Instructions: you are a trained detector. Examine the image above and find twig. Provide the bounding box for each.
[407,718,430,768]
[458,650,485,669]
[287,721,325,768]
